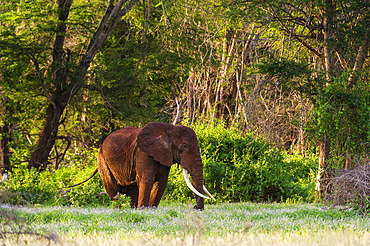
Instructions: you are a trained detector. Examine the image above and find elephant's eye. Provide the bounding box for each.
[181,144,188,150]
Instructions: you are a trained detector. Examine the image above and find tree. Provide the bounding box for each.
[167,0,369,197]
[0,86,11,178]
[239,0,369,196]
[1,0,140,170]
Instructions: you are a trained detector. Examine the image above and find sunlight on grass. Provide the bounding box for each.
[60,230,370,246]
[1,202,370,245]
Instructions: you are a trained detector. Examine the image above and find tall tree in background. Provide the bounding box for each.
[1,0,139,170]
[1,0,368,186]
[316,0,337,196]
[168,0,369,196]
[30,0,140,170]
[249,0,369,196]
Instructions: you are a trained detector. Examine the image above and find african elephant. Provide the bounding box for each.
[70,122,215,210]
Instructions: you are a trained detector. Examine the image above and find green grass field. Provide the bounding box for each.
[1,202,369,245]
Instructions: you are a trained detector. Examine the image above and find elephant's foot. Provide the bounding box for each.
[137,205,158,210]
[193,205,204,211]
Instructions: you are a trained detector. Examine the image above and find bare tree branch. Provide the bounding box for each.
[79,0,140,70]
[348,34,370,89]
[173,98,184,125]
[275,15,323,58]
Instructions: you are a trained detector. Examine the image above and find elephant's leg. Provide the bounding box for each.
[137,172,155,208]
[126,188,139,208]
[149,181,167,207]
[149,165,170,207]
[97,155,119,200]
[135,151,158,208]
[149,182,160,206]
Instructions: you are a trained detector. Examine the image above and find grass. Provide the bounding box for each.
[1,202,370,245]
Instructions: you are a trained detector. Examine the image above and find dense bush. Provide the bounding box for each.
[0,149,111,207]
[1,123,316,206]
[165,122,316,203]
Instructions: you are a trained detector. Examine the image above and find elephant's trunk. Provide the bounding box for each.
[182,164,215,210]
[191,167,205,210]
[182,169,208,199]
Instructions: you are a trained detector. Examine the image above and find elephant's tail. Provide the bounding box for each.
[65,168,99,188]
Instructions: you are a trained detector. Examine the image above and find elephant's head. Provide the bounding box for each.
[136,122,215,210]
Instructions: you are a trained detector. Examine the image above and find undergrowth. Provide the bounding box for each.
[1,122,316,207]
[165,122,316,203]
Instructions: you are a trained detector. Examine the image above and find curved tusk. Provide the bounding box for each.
[203,185,216,201]
[1,173,8,183]
[182,169,210,200]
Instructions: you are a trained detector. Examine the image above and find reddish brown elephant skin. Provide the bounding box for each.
[97,122,206,209]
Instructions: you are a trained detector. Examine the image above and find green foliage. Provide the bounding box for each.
[92,1,175,122]
[165,122,316,203]
[1,122,316,206]
[255,56,324,99]
[257,57,311,81]
[307,77,370,166]
[0,149,112,207]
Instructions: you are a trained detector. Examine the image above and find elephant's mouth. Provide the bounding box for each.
[182,169,216,201]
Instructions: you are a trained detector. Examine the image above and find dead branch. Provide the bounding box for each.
[173,98,184,125]
[324,162,370,216]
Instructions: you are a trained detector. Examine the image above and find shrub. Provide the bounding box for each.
[164,122,316,203]
[0,149,111,207]
[1,123,316,206]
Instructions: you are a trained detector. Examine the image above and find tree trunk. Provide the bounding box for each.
[323,0,336,82]
[315,0,336,196]
[28,103,64,170]
[0,86,11,178]
[173,97,184,125]
[186,73,195,125]
[0,122,11,177]
[348,34,370,89]
[315,135,331,198]
[296,123,305,155]
[28,0,72,170]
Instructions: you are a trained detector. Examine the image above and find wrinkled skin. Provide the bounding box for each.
[97,122,206,209]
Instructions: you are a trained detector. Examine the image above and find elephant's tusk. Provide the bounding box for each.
[182,169,210,200]
[1,173,8,183]
[203,185,216,201]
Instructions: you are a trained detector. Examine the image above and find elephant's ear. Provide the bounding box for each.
[136,122,173,167]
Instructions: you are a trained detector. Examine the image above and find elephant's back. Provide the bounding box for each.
[101,127,140,152]
[98,127,141,186]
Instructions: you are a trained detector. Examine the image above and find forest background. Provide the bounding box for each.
[0,0,369,207]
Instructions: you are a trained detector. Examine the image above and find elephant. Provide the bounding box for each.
[69,122,215,210]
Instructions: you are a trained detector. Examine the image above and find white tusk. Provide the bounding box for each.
[1,173,8,183]
[182,169,210,200]
[203,185,216,201]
